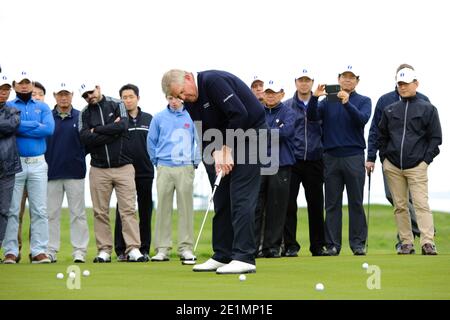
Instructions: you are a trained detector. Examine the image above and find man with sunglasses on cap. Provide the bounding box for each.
[0,73,22,259]
[78,82,144,263]
[3,71,54,264]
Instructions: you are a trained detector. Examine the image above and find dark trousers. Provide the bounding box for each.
[204,162,260,265]
[255,166,291,255]
[323,153,367,253]
[115,177,153,255]
[0,175,15,247]
[284,159,326,254]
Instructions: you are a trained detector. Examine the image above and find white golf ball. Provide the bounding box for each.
[239,274,246,281]
[315,283,324,291]
[362,262,369,269]
[69,271,76,279]
[82,270,90,277]
[56,273,64,280]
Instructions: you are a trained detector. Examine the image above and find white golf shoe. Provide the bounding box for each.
[215,260,256,274]
[128,248,145,262]
[180,250,197,261]
[151,252,170,262]
[192,258,226,272]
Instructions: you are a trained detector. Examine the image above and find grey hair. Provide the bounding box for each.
[161,69,186,96]
[396,63,414,73]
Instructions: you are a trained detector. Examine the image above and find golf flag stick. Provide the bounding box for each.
[366,171,372,253]
[193,170,223,252]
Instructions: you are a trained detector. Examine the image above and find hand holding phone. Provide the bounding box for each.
[325,84,341,103]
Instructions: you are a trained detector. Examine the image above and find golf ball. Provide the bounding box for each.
[315,283,324,291]
[83,270,90,277]
[239,274,246,281]
[69,271,76,279]
[362,262,369,269]
[56,273,64,280]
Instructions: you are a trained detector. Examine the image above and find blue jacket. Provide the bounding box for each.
[367,89,429,162]
[7,97,55,157]
[264,102,296,167]
[45,107,86,180]
[307,92,371,157]
[284,93,323,161]
[147,106,201,167]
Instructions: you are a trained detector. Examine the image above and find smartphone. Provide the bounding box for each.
[325,84,341,103]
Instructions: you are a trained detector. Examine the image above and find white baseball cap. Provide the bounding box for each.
[79,81,97,96]
[13,70,33,83]
[339,65,359,77]
[396,68,417,84]
[264,79,283,93]
[250,75,264,87]
[54,82,74,94]
[296,68,314,80]
[0,73,11,87]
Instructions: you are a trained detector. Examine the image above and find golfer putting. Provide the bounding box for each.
[161,69,267,274]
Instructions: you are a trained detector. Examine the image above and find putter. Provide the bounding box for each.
[365,171,372,254]
[182,170,223,265]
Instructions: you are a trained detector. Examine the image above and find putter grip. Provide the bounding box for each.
[214,171,222,186]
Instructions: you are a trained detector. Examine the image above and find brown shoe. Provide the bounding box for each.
[421,243,437,255]
[31,253,51,264]
[398,244,415,255]
[3,254,17,264]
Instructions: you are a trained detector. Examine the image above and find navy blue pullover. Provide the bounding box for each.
[307,92,371,157]
[45,107,86,180]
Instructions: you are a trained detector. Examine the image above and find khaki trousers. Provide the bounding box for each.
[154,165,194,255]
[383,159,435,246]
[89,164,140,254]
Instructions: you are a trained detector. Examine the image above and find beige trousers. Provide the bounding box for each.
[383,159,435,246]
[89,164,140,254]
[154,165,195,255]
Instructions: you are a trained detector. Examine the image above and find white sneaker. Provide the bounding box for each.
[180,250,197,261]
[150,252,169,262]
[93,251,111,263]
[128,248,145,262]
[192,258,226,272]
[73,253,85,263]
[216,260,256,274]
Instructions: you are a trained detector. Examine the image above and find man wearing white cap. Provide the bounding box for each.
[366,64,432,252]
[0,73,22,256]
[250,76,265,103]
[78,82,144,263]
[308,65,371,256]
[379,68,442,255]
[282,68,326,257]
[3,71,55,264]
[45,82,89,263]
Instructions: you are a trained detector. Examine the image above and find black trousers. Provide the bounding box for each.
[0,174,15,247]
[115,177,153,255]
[284,159,326,254]
[204,161,261,265]
[255,166,291,254]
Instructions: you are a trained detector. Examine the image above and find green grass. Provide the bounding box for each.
[1,205,449,300]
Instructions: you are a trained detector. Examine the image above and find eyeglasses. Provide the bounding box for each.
[82,90,94,99]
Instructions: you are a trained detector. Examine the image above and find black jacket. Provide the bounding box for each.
[378,96,442,170]
[124,107,154,179]
[0,103,22,178]
[79,96,132,168]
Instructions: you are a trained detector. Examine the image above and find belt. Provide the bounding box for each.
[21,155,45,164]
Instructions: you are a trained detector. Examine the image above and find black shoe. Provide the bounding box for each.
[284,248,298,257]
[323,247,339,256]
[421,243,437,255]
[264,248,281,258]
[142,254,150,262]
[311,248,327,256]
[398,243,415,255]
[117,253,127,262]
[353,248,366,256]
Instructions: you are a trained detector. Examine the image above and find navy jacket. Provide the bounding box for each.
[45,107,86,180]
[367,89,429,162]
[124,107,154,179]
[284,93,323,161]
[308,92,371,157]
[185,70,266,155]
[264,102,296,167]
[0,103,22,178]
[378,96,441,170]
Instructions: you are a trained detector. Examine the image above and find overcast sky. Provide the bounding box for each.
[1,0,448,211]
